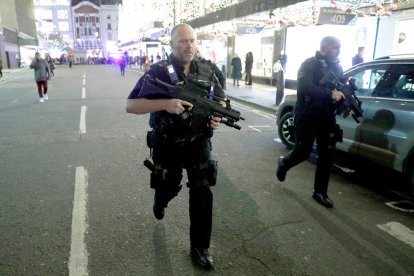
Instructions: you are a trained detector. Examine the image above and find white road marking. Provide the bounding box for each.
[274,138,282,142]
[82,79,85,85]
[248,125,271,132]
[82,87,86,99]
[68,166,89,276]
[7,99,18,106]
[377,222,414,248]
[232,102,276,120]
[385,201,414,213]
[79,106,87,134]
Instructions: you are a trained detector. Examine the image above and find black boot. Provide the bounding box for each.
[191,248,214,270]
[276,157,287,182]
[312,192,334,208]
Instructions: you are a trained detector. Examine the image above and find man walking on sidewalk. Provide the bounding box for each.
[30,52,51,103]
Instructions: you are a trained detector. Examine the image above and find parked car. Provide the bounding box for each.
[276,56,414,196]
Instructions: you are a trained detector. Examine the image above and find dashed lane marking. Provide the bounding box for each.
[377,222,414,249]
[79,106,87,134]
[82,87,86,99]
[68,166,89,276]
[248,125,271,132]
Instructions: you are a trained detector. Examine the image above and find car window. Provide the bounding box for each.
[348,65,389,97]
[373,64,414,99]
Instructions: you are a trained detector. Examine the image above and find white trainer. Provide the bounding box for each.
[39,97,44,103]
[44,94,48,100]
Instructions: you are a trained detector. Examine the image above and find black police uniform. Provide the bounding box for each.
[128,53,225,253]
[279,51,343,199]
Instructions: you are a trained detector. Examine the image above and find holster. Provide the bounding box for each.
[147,130,163,148]
[206,160,218,186]
[187,160,218,187]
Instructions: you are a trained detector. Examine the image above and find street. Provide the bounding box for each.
[1,65,414,275]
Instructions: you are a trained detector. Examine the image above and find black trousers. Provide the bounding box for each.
[245,69,252,84]
[152,136,213,249]
[282,117,336,195]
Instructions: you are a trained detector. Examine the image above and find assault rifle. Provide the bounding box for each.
[140,74,245,130]
[320,72,363,123]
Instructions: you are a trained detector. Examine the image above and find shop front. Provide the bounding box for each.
[234,27,275,81]
[197,34,228,75]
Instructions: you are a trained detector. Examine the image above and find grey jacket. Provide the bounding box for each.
[30,59,50,81]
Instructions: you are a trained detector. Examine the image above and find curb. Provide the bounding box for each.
[226,94,278,114]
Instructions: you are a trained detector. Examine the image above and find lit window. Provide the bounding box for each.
[57,10,68,19]
[58,21,69,32]
[35,9,53,20]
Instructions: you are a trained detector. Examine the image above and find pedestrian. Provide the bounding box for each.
[273,59,284,105]
[119,55,126,76]
[276,36,345,208]
[352,46,365,66]
[143,55,150,72]
[245,52,253,85]
[68,56,73,68]
[279,51,287,72]
[0,57,3,78]
[46,55,55,76]
[126,23,226,270]
[30,52,52,103]
[231,54,242,86]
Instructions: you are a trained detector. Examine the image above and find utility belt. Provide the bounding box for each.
[147,129,206,148]
[144,129,218,188]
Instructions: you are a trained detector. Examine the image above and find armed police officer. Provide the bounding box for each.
[126,23,225,270]
[276,36,345,208]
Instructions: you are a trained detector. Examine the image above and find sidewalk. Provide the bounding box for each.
[224,80,296,113]
[128,64,296,114]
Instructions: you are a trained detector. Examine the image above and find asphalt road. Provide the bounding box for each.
[1,65,413,275]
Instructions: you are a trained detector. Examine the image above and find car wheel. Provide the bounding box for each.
[278,111,295,149]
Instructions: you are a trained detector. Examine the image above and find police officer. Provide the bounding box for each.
[276,36,345,208]
[126,23,224,270]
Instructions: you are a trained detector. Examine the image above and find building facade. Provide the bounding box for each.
[71,0,119,60]
[33,0,73,61]
[0,0,37,69]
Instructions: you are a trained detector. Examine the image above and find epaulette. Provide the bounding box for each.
[155,60,170,68]
[197,57,212,65]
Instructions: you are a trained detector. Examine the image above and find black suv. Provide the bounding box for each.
[276,56,414,195]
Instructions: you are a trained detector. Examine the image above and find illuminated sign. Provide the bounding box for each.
[318,8,356,25]
[236,25,265,35]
